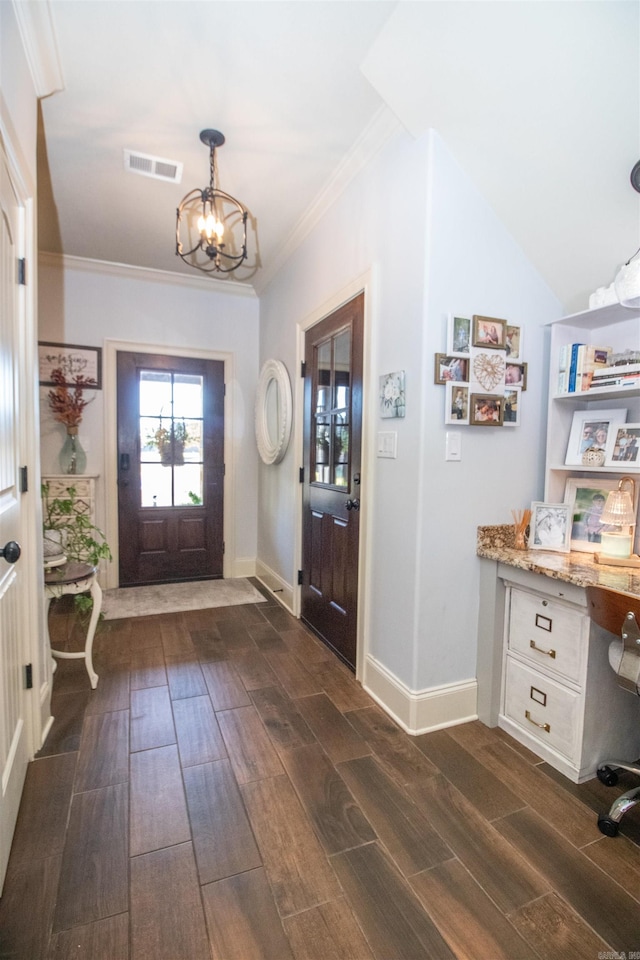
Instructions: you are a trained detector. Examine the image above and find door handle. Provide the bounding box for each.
[1,541,21,563]
[120,453,130,471]
[346,499,360,511]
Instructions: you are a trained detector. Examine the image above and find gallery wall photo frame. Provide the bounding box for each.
[446,314,471,356]
[470,393,504,426]
[445,382,470,425]
[529,501,572,553]
[604,423,640,466]
[472,315,506,349]
[38,341,102,389]
[434,354,469,385]
[505,324,522,361]
[505,361,527,390]
[503,386,521,426]
[563,476,638,553]
[379,370,406,419]
[564,408,628,466]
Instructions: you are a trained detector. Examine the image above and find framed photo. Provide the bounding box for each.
[529,502,571,553]
[470,393,504,426]
[505,361,527,390]
[564,409,628,466]
[472,315,506,349]
[505,324,522,360]
[503,386,521,427]
[564,476,639,553]
[434,354,469,384]
[446,314,471,355]
[445,382,470,425]
[38,341,102,389]
[605,423,640,466]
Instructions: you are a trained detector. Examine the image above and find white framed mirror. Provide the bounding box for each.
[255,359,292,464]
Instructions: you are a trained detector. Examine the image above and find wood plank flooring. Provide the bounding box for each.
[1,579,639,959]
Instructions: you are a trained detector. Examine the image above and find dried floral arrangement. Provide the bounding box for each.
[47,368,96,432]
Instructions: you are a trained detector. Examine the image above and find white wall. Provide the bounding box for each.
[258,128,562,730]
[38,258,261,573]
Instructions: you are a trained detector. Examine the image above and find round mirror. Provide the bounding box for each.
[255,359,292,464]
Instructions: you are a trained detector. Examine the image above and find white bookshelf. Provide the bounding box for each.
[544,303,640,507]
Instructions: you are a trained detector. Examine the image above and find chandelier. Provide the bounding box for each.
[176,129,248,274]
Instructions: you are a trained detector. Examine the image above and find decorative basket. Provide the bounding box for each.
[582,447,606,467]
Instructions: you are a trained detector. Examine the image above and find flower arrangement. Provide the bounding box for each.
[146,419,193,465]
[47,368,96,433]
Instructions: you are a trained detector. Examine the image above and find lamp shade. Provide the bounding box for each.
[601,489,636,526]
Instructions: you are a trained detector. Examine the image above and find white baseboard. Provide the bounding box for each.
[255,560,295,613]
[231,557,257,579]
[363,655,478,735]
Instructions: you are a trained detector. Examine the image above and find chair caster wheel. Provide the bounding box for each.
[597,816,620,837]
[597,766,619,787]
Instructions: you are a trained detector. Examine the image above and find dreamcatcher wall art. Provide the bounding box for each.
[437,314,526,427]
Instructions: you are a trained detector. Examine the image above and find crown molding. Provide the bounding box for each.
[12,0,64,98]
[254,104,402,295]
[38,252,258,298]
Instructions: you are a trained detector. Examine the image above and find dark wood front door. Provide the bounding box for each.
[301,293,364,670]
[117,352,224,586]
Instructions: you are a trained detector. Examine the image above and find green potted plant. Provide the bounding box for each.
[42,482,112,617]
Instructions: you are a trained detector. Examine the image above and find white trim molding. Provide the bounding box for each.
[39,252,258,299]
[255,560,295,614]
[12,0,64,98]
[363,655,478,736]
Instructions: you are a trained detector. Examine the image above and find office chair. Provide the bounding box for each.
[587,585,640,837]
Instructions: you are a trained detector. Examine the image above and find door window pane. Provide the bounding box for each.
[138,369,204,507]
[311,330,351,489]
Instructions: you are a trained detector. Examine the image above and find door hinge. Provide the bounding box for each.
[224,383,226,396]
[297,569,303,586]
[19,465,28,493]
[222,541,225,555]
[25,663,33,689]
[299,466,304,483]
[300,361,306,378]
[17,258,26,285]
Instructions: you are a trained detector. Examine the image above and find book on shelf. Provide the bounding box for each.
[566,342,585,393]
[558,343,615,393]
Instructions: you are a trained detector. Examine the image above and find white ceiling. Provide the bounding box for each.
[36,0,640,311]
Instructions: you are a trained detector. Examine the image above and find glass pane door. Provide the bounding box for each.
[139,369,204,507]
[312,327,351,488]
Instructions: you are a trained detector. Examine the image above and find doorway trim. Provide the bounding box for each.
[294,269,375,683]
[104,340,235,589]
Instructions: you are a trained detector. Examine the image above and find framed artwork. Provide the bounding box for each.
[503,386,521,426]
[471,349,506,392]
[379,370,406,419]
[505,324,522,360]
[505,361,527,390]
[445,382,470,425]
[470,393,504,426]
[434,354,469,384]
[529,502,571,553]
[563,476,638,553]
[38,341,102,389]
[447,314,471,355]
[605,423,640,466]
[472,315,506,349]
[564,409,628,466]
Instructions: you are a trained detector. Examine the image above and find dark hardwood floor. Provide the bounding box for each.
[1,580,639,959]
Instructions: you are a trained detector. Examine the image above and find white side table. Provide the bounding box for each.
[45,561,102,689]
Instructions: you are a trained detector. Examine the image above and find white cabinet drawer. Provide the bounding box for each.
[508,588,586,683]
[504,657,580,761]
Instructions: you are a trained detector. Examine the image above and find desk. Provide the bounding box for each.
[45,562,101,689]
[476,525,640,782]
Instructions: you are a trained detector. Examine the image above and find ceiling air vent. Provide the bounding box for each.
[123,149,183,184]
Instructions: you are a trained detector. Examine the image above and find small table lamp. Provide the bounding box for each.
[597,477,639,568]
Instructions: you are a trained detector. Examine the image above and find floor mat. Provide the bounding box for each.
[102,578,266,619]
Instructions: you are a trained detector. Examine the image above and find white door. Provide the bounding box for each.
[0,145,30,892]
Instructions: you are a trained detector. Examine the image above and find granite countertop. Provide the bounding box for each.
[477,525,640,599]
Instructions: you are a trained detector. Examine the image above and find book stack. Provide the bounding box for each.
[589,361,640,392]
[557,344,611,393]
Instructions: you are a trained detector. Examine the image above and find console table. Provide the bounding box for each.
[45,561,102,689]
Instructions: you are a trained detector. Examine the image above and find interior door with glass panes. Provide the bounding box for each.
[117,352,224,585]
[301,293,363,670]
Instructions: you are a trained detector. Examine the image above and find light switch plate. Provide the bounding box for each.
[445,431,461,461]
[377,431,397,458]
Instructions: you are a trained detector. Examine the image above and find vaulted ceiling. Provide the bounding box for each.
[35,1,640,312]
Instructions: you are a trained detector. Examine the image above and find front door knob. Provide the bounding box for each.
[1,541,21,563]
[345,499,360,511]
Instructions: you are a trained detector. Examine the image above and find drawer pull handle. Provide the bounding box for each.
[530,639,556,659]
[525,710,550,733]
